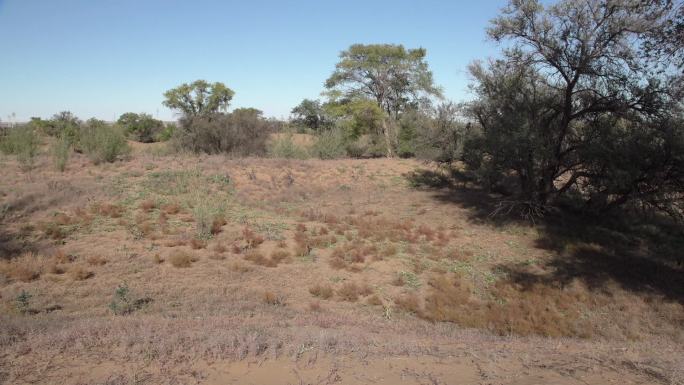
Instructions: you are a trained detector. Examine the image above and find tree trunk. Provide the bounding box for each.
[382,117,394,158]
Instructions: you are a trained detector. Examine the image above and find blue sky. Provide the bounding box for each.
[0,0,508,122]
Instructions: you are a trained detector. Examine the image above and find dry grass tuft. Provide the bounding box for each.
[262,291,285,306]
[0,252,45,282]
[229,261,252,273]
[68,265,93,281]
[270,250,290,264]
[152,254,164,264]
[244,250,276,267]
[394,293,421,315]
[211,214,227,235]
[367,294,383,306]
[190,238,207,250]
[309,283,334,299]
[169,251,194,268]
[161,202,181,215]
[139,199,157,213]
[86,256,107,266]
[337,282,372,302]
[308,301,322,312]
[242,227,265,249]
[91,202,124,218]
[213,243,227,253]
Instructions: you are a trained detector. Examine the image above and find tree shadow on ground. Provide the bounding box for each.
[405,168,684,304]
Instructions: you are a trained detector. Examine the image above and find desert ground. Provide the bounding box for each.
[1,142,682,385]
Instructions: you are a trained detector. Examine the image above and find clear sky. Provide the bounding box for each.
[0,0,509,122]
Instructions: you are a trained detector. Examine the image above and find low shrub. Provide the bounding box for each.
[0,126,40,171]
[310,129,346,159]
[51,136,71,171]
[267,134,310,159]
[79,119,130,164]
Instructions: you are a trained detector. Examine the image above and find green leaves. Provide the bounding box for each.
[163,80,235,117]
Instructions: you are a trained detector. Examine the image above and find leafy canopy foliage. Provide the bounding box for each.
[463,0,683,217]
[325,44,442,156]
[291,99,330,132]
[117,112,165,143]
[163,80,234,117]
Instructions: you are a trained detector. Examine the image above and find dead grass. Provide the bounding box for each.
[190,238,207,250]
[337,282,373,302]
[211,214,227,235]
[68,265,93,281]
[86,256,107,266]
[262,291,285,306]
[0,252,45,282]
[309,283,334,299]
[169,251,195,268]
[161,202,182,215]
[139,199,157,213]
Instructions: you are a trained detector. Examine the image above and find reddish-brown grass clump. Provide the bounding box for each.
[190,238,207,250]
[337,282,373,302]
[139,199,157,213]
[309,283,334,299]
[211,215,227,235]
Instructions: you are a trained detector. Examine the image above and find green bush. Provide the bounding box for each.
[117,112,165,143]
[267,134,310,159]
[79,119,130,164]
[51,136,71,172]
[310,129,346,159]
[157,123,176,142]
[1,126,40,171]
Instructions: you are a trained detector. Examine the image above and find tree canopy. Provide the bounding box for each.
[325,44,442,157]
[163,80,234,117]
[462,0,683,217]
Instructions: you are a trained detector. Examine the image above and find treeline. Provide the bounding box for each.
[1,0,682,218]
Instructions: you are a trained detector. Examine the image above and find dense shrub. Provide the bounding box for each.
[79,119,130,164]
[174,109,274,155]
[117,113,165,143]
[51,136,71,171]
[0,126,40,170]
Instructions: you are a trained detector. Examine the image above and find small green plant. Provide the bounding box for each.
[108,282,150,315]
[398,271,421,289]
[79,120,130,164]
[51,136,71,171]
[189,191,226,239]
[15,290,32,314]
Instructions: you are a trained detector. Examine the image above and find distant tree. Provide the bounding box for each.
[291,99,329,132]
[117,112,164,143]
[325,44,442,157]
[163,80,234,117]
[45,111,81,142]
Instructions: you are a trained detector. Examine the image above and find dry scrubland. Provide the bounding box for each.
[0,141,682,385]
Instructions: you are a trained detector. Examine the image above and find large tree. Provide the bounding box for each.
[325,44,442,157]
[465,0,683,216]
[163,80,234,117]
